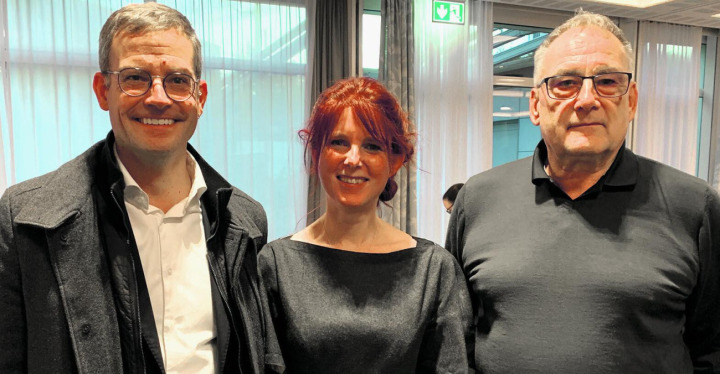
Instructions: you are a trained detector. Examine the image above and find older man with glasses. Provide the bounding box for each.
[0,3,282,373]
[446,10,720,373]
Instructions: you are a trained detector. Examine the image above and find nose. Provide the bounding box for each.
[574,78,599,111]
[344,145,361,166]
[145,77,173,109]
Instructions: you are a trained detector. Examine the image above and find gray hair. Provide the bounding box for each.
[98,3,202,78]
[533,10,633,86]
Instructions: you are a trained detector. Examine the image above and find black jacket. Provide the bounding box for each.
[0,132,283,373]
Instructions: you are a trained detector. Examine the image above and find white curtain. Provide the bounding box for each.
[0,0,311,241]
[633,21,702,175]
[0,0,10,194]
[414,0,493,244]
[2,0,125,187]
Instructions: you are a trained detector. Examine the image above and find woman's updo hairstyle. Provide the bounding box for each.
[299,77,415,202]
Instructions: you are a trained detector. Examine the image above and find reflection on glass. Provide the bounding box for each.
[493,86,541,167]
[493,24,550,77]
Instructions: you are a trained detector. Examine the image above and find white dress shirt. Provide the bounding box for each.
[116,149,217,374]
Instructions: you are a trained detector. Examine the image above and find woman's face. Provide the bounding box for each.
[318,107,403,212]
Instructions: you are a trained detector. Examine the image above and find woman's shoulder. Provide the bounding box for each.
[259,236,299,261]
[412,236,446,253]
[412,237,461,266]
[262,236,316,255]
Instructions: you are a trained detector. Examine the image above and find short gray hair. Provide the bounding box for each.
[99,3,202,78]
[533,10,633,86]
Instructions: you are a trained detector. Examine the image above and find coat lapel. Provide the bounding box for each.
[14,143,124,373]
[44,208,124,373]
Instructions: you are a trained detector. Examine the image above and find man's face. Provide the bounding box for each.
[93,28,207,161]
[529,26,638,163]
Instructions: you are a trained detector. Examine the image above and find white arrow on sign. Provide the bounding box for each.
[437,4,448,19]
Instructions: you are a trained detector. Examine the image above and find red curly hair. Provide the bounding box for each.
[300,77,415,201]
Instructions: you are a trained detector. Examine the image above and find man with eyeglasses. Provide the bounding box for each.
[0,3,282,373]
[447,10,720,373]
[442,183,464,214]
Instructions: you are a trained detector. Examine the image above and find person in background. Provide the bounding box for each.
[0,3,281,373]
[446,10,720,373]
[443,183,464,214]
[259,77,472,373]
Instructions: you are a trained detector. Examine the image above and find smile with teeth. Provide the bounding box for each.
[337,175,368,184]
[137,118,176,126]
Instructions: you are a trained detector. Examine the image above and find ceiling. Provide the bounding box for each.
[489,0,720,29]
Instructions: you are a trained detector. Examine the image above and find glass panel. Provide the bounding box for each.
[493,24,550,78]
[492,23,550,167]
[697,41,706,177]
[493,86,540,167]
[363,12,381,79]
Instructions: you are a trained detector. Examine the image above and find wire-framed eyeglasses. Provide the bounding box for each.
[103,67,199,102]
[539,72,633,100]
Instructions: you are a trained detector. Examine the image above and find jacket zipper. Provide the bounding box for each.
[111,189,148,374]
[207,254,243,362]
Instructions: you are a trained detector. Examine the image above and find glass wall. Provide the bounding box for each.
[492,24,549,167]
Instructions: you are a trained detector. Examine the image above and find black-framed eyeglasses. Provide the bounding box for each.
[539,72,632,100]
[103,67,199,102]
[446,206,453,214]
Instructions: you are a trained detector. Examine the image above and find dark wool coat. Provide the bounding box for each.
[0,134,284,373]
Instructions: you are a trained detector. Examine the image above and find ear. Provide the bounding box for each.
[529,87,541,126]
[93,72,110,111]
[196,79,208,116]
[389,154,405,177]
[627,81,638,120]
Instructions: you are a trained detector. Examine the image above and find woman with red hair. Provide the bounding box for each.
[258,77,472,373]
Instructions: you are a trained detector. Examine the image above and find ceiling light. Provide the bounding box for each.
[500,106,512,111]
[713,13,720,18]
[585,0,673,8]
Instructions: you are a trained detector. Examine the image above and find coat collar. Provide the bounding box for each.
[14,142,100,229]
[13,131,262,240]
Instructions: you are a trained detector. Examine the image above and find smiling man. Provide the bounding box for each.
[0,4,282,373]
[446,10,720,373]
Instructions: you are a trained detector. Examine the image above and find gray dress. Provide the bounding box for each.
[258,237,472,374]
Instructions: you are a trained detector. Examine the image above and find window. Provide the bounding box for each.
[697,32,717,183]
[1,0,310,240]
[362,5,381,79]
[492,24,550,167]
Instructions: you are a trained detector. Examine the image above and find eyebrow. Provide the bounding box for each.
[552,66,625,76]
[118,66,195,76]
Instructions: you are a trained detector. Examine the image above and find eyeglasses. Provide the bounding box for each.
[540,72,632,100]
[446,206,453,214]
[103,67,199,102]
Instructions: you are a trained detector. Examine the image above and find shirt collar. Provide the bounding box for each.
[531,139,638,188]
[114,145,208,214]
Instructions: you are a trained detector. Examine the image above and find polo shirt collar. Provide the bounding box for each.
[530,139,638,188]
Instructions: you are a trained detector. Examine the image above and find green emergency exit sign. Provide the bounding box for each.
[432,0,465,25]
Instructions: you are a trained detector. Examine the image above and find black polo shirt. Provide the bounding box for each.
[447,140,720,373]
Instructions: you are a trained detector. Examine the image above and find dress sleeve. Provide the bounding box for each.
[0,192,25,373]
[685,188,720,373]
[416,249,474,373]
[257,243,285,373]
